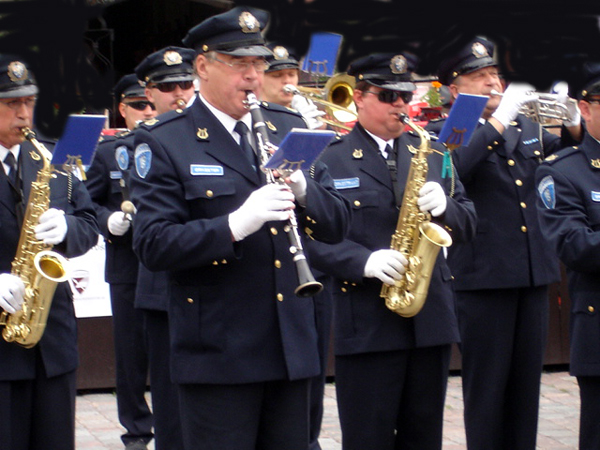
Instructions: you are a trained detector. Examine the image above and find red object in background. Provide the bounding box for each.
[101,128,127,136]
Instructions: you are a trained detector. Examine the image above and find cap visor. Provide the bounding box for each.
[152,73,195,84]
[266,62,299,73]
[219,46,273,57]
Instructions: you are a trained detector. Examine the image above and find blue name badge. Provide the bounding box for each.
[190,165,224,176]
[334,177,360,190]
[591,191,600,202]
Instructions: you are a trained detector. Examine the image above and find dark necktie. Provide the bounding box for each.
[234,121,256,168]
[4,151,17,186]
[385,143,401,207]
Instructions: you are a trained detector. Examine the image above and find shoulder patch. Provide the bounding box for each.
[538,175,555,209]
[135,143,152,178]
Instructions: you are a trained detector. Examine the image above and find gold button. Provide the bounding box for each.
[206,190,214,198]
[270,227,278,235]
[515,179,523,186]
[212,260,218,265]
[341,287,347,293]
[534,150,541,156]
[277,293,284,302]
[487,146,493,150]
[187,298,194,304]
[508,159,515,166]
[351,282,357,287]
[589,306,595,313]
[521,226,527,232]
[520,202,527,208]
[354,200,361,207]
[493,141,499,145]
[221,259,227,264]
[343,280,349,285]
[274,260,281,268]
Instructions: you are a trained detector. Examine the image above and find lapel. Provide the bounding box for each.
[0,165,15,215]
[352,125,393,192]
[500,121,521,158]
[190,100,260,185]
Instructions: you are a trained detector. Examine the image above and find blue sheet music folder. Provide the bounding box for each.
[438,94,488,148]
[51,114,106,166]
[264,128,336,171]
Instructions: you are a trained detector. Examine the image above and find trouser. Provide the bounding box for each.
[456,286,549,450]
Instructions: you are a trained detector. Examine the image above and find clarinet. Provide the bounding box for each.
[244,91,323,298]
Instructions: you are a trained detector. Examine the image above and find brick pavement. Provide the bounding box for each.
[75,369,580,449]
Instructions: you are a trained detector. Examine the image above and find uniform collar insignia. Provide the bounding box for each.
[197,128,208,139]
[144,118,159,126]
[591,158,600,168]
[265,120,276,131]
[352,148,363,159]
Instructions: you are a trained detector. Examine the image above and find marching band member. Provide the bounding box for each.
[307,52,476,450]
[128,6,350,450]
[536,62,600,450]
[0,54,98,450]
[429,36,582,450]
[84,74,156,450]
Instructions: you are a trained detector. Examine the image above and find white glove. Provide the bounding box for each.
[0,273,25,314]
[291,94,325,130]
[108,211,131,236]
[285,170,307,206]
[492,82,538,129]
[229,184,295,241]
[553,81,581,127]
[418,181,447,217]
[363,249,407,285]
[35,208,68,245]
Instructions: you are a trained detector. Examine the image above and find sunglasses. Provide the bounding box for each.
[150,80,194,93]
[124,100,155,111]
[364,90,413,104]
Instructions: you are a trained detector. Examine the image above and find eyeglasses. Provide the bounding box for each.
[0,97,37,110]
[124,100,155,111]
[211,55,270,73]
[149,80,194,93]
[363,90,413,104]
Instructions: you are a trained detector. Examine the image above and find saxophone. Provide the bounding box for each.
[380,116,452,318]
[0,127,68,348]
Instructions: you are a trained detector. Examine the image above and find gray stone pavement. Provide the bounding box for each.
[75,369,580,449]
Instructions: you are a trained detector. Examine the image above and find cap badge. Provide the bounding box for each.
[472,42,489,59]
[390,55,407,74]
[239,11,260,34]
[7,61,28,82]
[164,51,183,66]
[273,46,289,60]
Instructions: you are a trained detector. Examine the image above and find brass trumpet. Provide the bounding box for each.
[490,89,576,125]
[284,74,357,131]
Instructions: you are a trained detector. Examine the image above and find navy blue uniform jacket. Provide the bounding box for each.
[85,133,139,284]
[307,124,477,355]
[428,116,565,290]
[129,97,351,384]
[536,133,600,376]
[0,139,98,380]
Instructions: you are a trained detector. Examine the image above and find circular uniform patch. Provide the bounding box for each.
[135,143,152,179]
[538,175,556,209]
[115,145,129,171]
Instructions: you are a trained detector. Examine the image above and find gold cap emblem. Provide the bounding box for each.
[390,55,408,74]
[164,51,183,66]
[273,46,289,60]
[239,11,260,33]
[7,61,28,82]
[472,42,489,58]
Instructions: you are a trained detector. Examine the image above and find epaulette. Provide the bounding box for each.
[137,106,189,131]
[260,100,302,118]
[543,146,579,165]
